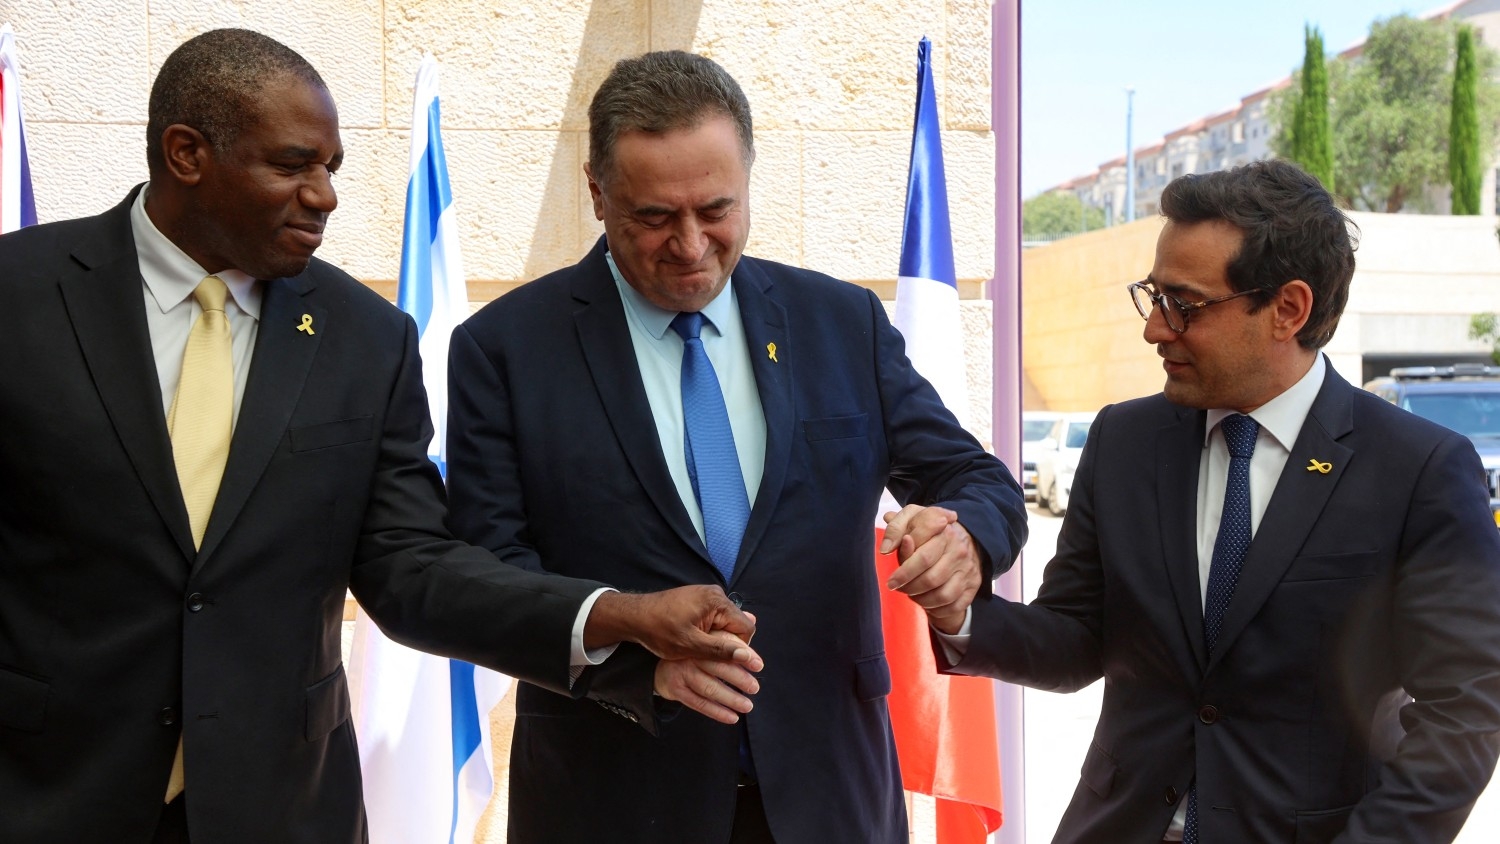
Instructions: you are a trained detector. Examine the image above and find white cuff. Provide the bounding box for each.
[931,606,973,666]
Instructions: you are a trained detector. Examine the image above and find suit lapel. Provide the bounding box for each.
[1207,363,1354,671]
[570,240,708,564]
[58,189,197,562]
[1158,406,1210,671]
[728,259,791,585]
[194,272,325,570]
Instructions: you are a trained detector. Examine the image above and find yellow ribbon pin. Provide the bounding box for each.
[298,314,316,335]
[767,342,778,362]
[1306,459,1332,474]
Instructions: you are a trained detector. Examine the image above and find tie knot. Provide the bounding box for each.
[194,275,229,313]
[670,311,708,342]
[1220,413,1259,460]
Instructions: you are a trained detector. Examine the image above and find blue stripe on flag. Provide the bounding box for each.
[18,111,34,228]
[447,660,482,844]
[397,96,453,333]
[898,37,957,288]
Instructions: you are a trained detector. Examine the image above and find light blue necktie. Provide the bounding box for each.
[1184,412,1259,844]
[670,311,750,582]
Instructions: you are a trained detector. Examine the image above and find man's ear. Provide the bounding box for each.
[158,124,212,186]
[584,162,606,222]
[1271,279,1314,342]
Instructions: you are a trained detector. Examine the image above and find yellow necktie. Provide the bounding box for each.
[164,275,233,803]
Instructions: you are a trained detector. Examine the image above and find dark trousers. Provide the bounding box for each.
[730,783,775,843]
[153,795,188,844]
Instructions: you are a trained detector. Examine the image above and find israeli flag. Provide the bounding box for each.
[348,54,508,844]
[0,24,38,233]
[893,36,968,423]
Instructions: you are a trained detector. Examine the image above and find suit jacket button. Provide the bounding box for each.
[727,592,744,609]
[159,707,178,727]
[1164,786,1179,804]
[186,593,206,613]
[1198,704,1219,725]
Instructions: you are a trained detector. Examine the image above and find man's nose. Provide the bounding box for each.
[301,167,338,214]
[1142,300,1176,344]
[669,219,707,262]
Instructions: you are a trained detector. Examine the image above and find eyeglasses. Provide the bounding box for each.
[1127,280,1261,334]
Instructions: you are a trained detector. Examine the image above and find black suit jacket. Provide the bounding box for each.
[0,189,603,844]
[445,237,1028,844]
[948,365,1500,843]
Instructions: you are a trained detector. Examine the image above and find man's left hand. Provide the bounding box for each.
[584,585,764,668]
[881,505,982,626]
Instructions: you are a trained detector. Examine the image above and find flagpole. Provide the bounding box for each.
[991,2,1026,843]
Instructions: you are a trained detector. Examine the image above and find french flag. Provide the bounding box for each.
[880,36,1004,844]
[347,54,508,844]
[0,24,37,233]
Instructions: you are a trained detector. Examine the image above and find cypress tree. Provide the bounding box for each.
[1292,25,1335,191]
[1451,25,1482,214]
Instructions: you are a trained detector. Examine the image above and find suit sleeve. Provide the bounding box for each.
[871,288,1028,588]
[446,320,666,725]
[942,407,1110,694]
[349,316,602,697]
[1338,432,1500,843]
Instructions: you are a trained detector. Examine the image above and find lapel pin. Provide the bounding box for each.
[1306,459,1332,474]
[766,342,778,363]
[297,314,316,335]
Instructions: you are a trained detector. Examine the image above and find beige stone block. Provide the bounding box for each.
[944,0,993,130]
[147,0,386,128]
[945,129,996,280]
[802,130,906,282]
[658,0,945,132]
[316,128,408,285]
[25,122,146,225]
[445,129,582,286]
[745,130,802,268]
[1,0,149,124]
[803,129,992,284]
[960,299,995,447]
[384,0,648,131]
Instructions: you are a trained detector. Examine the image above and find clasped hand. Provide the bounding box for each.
[881,504,982,635]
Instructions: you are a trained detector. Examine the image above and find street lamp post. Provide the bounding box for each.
[1125,87,1136,223]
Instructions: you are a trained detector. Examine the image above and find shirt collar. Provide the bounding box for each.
[605,250,735,339]
[1205,354,1326,450]
[130,186,261,320]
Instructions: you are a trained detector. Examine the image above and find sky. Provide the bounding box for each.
[1021,0,1455,197]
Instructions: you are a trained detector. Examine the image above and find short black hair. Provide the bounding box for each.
[147,29,326,173]
[1159,159,1358,349]
[588,50,754,185]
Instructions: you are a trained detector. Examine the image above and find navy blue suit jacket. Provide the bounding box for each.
[446,237,1027,844]
[947,365,1500,843]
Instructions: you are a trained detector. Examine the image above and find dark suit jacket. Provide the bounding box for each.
[0,189,603,844]
[948,365,1500,843]
[445,236,1027,844]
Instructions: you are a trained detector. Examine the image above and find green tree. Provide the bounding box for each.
[1451,25,1482,214]
[1290,25,1335,191]
[1022,191,1106,240]
[1470,313,1500,365]
[1272,15,1500,213]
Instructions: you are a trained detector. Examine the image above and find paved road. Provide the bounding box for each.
[1018,508,1500,844]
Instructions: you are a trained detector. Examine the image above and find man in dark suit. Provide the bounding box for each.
[445,50,1027,843]
[933,160,1500,843]
[0,30,760,844]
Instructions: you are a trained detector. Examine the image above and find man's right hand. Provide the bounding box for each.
[585,585,763,668]
[655,629,762,724]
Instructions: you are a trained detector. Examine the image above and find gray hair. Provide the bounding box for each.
[147,29,326,173]
[588,50,754,184]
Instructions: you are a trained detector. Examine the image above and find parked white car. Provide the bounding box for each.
[1020,411,1063,501]
[1034,412,1097,516]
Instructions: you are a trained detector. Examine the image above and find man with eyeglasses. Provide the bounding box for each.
[928,159,1500,843]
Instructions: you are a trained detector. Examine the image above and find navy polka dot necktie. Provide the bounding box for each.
[1184,412,1259,843]
[670,311,750,582]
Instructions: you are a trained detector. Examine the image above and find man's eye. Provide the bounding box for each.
[636,215,668,228]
